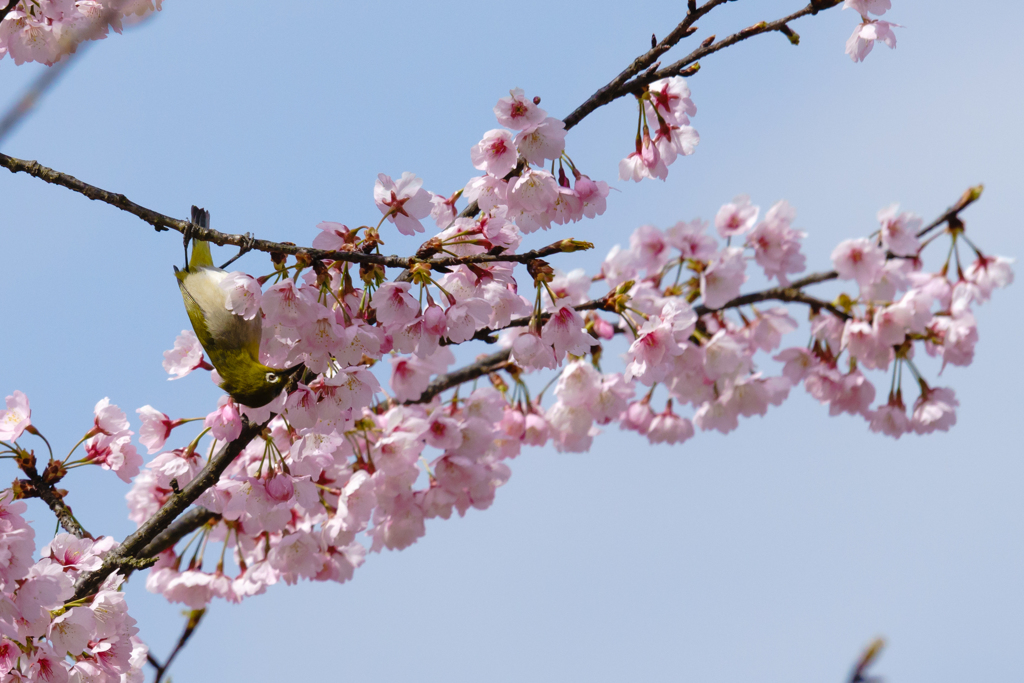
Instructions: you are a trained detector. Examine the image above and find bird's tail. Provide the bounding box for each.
[186,205,214,272]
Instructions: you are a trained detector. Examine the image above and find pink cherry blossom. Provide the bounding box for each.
[493,88,546,130]
[619,130,667,182]
[554,360,602,408]
[136,405,176,454]
[773,347,817,383]
[541,301,593,359]
[715,195,759,239]
[162,330,208,380]
[877,204,922,257]
[831,238,886,287]
[430,190,461,228]
[746,200,806,283]
[311,221,350,250]
[846,19,898,62]
[372,282,420,328]
[911,385,958,434]
[514,117,567,166]
[463,174,508,212]
[868,395,911,438]
[700,247,747,309]
[693,398,740,434]
[374,172,432,236]
[205,395,242,442]
[219,271,263,321]
[574,174,610,219]
[827,370,876,417]
[665,219,716,261]
[843,0,891,18]
[84,434,141,483]
[93,397,132,438]
[842,319,891,370]
[964,254,1014,300]
[647,77,697,126]
[0,391,31,442]
[647,404,694,445]
[630,224,671,274]
[507,169,559,215]
[471,129,518,178]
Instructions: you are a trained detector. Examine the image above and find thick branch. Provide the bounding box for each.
[72,417,266,600]
[0,152,592,272]
[136,507,220,560]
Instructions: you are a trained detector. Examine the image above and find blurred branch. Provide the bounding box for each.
[0,44,89,146]
[147,608,206,683]
[848,637,885,683]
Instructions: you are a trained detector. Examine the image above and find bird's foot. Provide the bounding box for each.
[220,232,256,270]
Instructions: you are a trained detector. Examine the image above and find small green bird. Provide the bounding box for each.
[175,206,299,407]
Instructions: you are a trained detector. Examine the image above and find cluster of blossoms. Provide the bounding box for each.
[619,77,699,183]
[0,490,146,682]
[2,77,1013,617]
[0,0,160,66]
[0,3,1010,676]
[844,0,899,62]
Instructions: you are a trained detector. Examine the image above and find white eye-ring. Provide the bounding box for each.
[266,372,281,383]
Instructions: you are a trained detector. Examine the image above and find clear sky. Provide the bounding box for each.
[2,1,1022,681]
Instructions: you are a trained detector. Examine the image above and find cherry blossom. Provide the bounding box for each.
[0,391,31,442]
[715,195,759,239]
[162,330,208,380]
[846,19,899,62]
[493,88,546,130]
[470,129,518,178]
[374,172,432,236]
[831,238,886,287]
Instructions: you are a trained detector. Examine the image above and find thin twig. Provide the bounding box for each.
[0,45,88,146]
[13,454,91,539]
[629,3,828,93]
[405,349,514,405]
[563,0,730,131]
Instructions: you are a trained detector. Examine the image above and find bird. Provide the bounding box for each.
[174,206,299,407]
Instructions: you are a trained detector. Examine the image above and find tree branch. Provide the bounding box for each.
[405,349,514,405]
[562,0,729,131]
[72,417,266,600]
[630,3,828,92]
[147,608,206,683]
[0,0,20,25]
[13,452,91,539]
[136,507,220,560]
[0,152,595,272]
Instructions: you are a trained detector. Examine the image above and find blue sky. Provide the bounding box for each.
[1,1,1022,681]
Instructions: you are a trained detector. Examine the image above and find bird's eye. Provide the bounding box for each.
[266,372,281,383]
